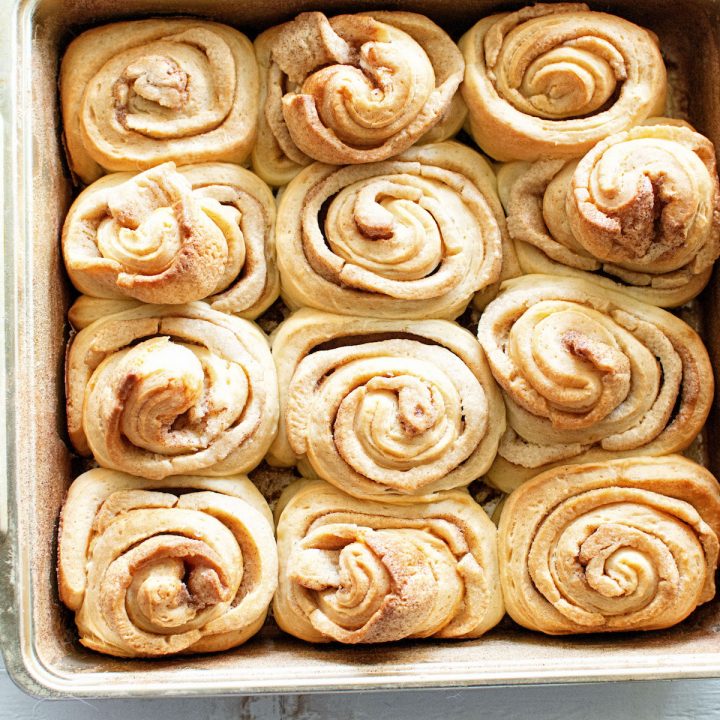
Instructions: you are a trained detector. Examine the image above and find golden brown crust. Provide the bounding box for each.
[58,469,277,657]
[251,11,464,185]
[61,19,258,184]
[459,4,667,161]
[269,309,504,502]
[498,456,720,634]
[477,275,713,492]
[274,479,504,643]
[66,299,278,479]
[275,142,508,320]
[62,162,279,316]
[498,122,720,307]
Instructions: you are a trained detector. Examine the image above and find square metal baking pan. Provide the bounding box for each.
[2,0,720,699]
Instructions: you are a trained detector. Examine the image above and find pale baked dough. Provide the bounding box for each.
[498,456,720,634]
[459,3,667,161]
[274,478,504,642]
[477,275,713,492]
[61,19,258,184]
[276,141,512,320]
[497,121,720,307]
[252,11,465,186]
[65,299,279,478]
[62,162,279,317]
[269,309,504,502]
[58,469,277,657]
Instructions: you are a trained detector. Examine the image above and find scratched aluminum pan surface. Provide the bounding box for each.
[2,0,720,699]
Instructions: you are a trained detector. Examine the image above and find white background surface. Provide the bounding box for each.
[1,658,720,719]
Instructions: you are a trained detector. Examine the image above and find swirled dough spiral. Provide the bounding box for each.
[477,275,712,492]
[66,300,278,479]
[62,162,279,316]
[61,19,258,184]
[58,469,277,657]
[276,142,507,319]
[498,456,720,634]
[252,11,465,186]
[498,122,720,307]
[459,4,667,161]
[274,478,503,643]
[269,309,504,502]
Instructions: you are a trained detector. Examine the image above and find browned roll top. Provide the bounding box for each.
[252,11,465,186]
[62,162,278,315]
[498,122,720,306]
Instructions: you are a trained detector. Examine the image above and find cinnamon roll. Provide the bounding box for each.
[274,479,504,643]
[66,300,278,479]
[61,19,258,185]
[477,275,712,492]
[62,162,278,316]
[270,309,504,501]
[498,456,720,634]
[252,11,465,186]
[498,122,720,307]
[459,4,667,161]
[276,142,507,319]
[58,469,277,656]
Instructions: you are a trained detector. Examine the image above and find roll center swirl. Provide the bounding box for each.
[489,11,627,121]
[116,56,189,112]
[94,163,230,290]
[290,522,465,641]
[578,525,657,600]
[333,359,461,476]
[508,305,631,428]
[102,28,237,140]
[126,542,231,632]
[329,178,443,281]
[571,135,714,269]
